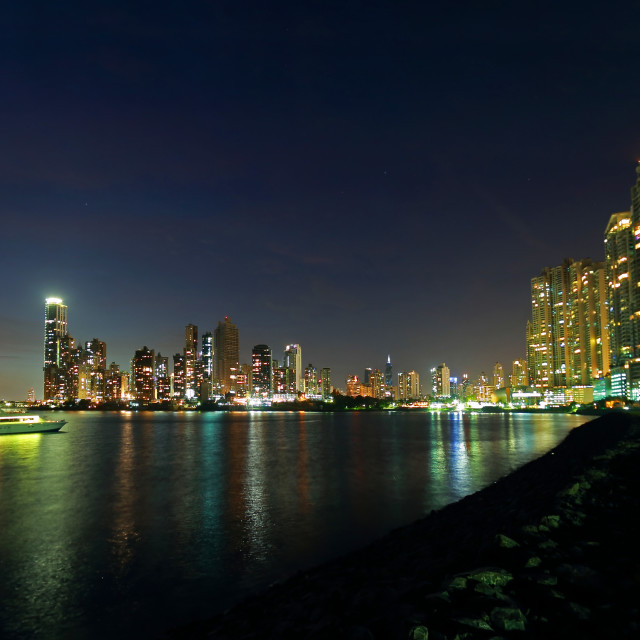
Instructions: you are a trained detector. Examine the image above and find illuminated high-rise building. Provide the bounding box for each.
[398,371,420,400]
[605,211,634,368]
[172,353,185,398]
[155,353,170,400]
[214,317,239,393]
[184,324,198,398]
[384,355,393,387]
[251,344,272,396]
[202,331,213,381]
[320,367,331,399]
[370,369,385,399]
[304,364,318,395]
[132,346,155,403]
[493,362,504,389]
[511,359,528,387]
[346,375,361,397]
[284,344,302,393]
[432,363,450,397]
[528,258,609,389]
[43,297,68,400]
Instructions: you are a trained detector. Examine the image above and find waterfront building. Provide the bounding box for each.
[155,353,171,400]
[320,367,331,399]
[363,367,372,385]
[202,331,213,381]
[184,324,198,398]
[104,362,122,402]
[346,375,361,397]
[304,364,318,395]
[173,353,185,399]
[397,371,420,401]
[284,344,302,393]
[493,362,504,389]
[528,258,609,389]
[43,297,68,400]
[384,355,393,387]
[433,363,450,397]
[370,369,385,399]
[272,365,286,393]
[511,359,528,387]
[85,338,106,403]
[251,344,272,396]
[459,373,472,401]
[132,346,155,403]
[214,317,239,393]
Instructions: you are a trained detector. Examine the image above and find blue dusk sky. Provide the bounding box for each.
[1,1,639,399]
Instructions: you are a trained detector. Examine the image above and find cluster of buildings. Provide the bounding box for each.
[525,164,640,404]
[43,303,331,405]
[38,166,640,409]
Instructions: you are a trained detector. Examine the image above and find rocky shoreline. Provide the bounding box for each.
[170,412,640,639]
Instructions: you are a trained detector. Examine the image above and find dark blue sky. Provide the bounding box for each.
[1,1,639,399]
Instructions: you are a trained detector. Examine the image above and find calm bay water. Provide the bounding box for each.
[0,410,590,638]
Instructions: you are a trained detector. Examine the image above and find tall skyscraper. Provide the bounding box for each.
[132,346,155,403]
[155,353,170,400]
[304,364,318,395]
[43,297,68,400]
[528,258,609,389]
[184,324,198,398]
[605,211,634,368]
[433,363,450,397]
[384,355,393,387]
[511,359,528,387]
[251,344,272,396]
[284,344,302,393]
[214,317,239,393]
[320,367,331,399]
[398,371,420,400]
[493,362,504,389]
[202,331,213,381]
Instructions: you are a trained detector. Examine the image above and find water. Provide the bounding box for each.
[0,410,590,638]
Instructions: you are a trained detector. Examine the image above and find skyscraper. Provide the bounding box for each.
[284,344,302,393]
[528,258,609,389]
[202,331,213,381]
[605,211,634,368]
[184,324,198,398]
[384,355,392,387]
[214,317,239,393]
[511,359,528,388]
[132,346,155,403]
[493,362,504,389]
[43,297,68,400]
[251,344,272,396]
[398,371,420,400]
[304,364,318,395]
[433,363,450,397]
[320,367,331,399]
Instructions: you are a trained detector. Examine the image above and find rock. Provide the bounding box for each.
[445,576,468,591]
[464,568,513,587]
[409,625,429,639]
[524,556,541,568]
[453,616,494,632]
[490,606,527,632]
[494,534,520,549]
[539,515,561,529]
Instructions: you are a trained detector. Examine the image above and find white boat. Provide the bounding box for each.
[0,413,67,435]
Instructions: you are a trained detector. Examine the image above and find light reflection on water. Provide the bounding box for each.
[0,411,590,638]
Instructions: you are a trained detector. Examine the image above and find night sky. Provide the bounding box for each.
[2,1,639,399]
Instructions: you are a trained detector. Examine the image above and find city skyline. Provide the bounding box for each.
[2,2,639,398]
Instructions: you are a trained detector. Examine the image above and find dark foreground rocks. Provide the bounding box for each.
[171,412,640,639]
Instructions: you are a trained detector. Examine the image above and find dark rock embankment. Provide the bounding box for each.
[173,413,640,639]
